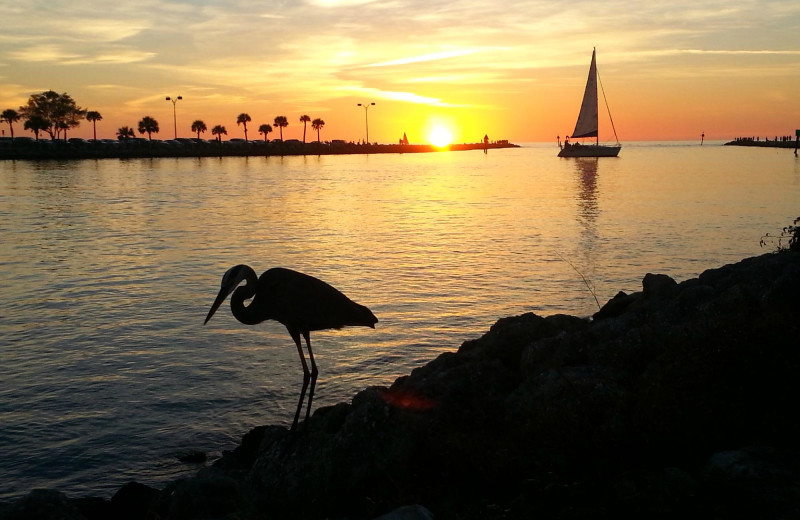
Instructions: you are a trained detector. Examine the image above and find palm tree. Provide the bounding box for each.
[311,118,325,143]
[191,120,207,140]
[236,113,251,141]
[273,115,288,141]
[117,126,135,140]
[86,111,102,141]
[299,114,311,143]
[211,125,227,142]
[258,124,273,142]
[1,109,21,140]
[24,116,49,141]
[137,116,159,140]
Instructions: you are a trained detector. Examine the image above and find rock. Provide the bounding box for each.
[165,469,242,520]
[373,504,435,520]
[175,450,207,464]
[641,272,678,298]
[703,447,800,519]
[109,482,160,520]
[1,489,85,520]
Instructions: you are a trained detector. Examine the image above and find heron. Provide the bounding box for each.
[204,265,378,431]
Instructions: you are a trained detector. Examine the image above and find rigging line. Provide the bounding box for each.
[597,67,620,144]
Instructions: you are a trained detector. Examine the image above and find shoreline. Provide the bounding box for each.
[0,140,518,161]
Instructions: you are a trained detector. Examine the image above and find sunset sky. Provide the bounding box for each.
[2,0,799,143]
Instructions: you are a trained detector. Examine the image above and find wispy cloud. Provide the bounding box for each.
[337,85,467,107]
[363,49,483,68]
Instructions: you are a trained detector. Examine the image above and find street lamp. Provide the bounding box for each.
[357,102,375,144]
[165,95,183,139]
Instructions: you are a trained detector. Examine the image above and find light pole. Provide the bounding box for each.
[165,95,182,139]
[357,102,375,144]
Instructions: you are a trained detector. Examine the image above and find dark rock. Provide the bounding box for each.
[373,504,434,520]
[72,497,112,520]
[1,489,85,520]
[641,272,678,298]
[109,482,159,520]
[165,468,243,520]
[175,450,207,464]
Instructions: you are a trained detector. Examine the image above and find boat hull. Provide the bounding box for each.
[558,144,621,158]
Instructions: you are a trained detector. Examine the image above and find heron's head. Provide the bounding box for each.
[204,265,252,325]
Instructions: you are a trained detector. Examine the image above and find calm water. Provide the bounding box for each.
[1,142,798,500]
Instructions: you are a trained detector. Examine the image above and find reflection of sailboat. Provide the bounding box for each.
[575,158,598,222]
[558,48,621,158]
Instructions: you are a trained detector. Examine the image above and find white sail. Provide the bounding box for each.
[570,48,598,139]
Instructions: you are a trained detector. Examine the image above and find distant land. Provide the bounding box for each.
[0,137,518,160]
[725,136,799,149]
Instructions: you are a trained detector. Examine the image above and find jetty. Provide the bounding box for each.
[0,138,518,161]
[724,135,799,149]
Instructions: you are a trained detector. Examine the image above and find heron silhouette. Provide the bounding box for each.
[204,265,378,431]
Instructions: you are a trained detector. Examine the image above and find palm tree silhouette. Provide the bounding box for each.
[138,116,159,140]
[299,114,311,143]
[258,124,273,142]
[237,113,251,141]
[1,109,21,140]
[116,126,135,140]
[211,125,227,142]
[273,115,288,141]
[192,120,207,140]
[86,111,102,141]
[311,118,325,143]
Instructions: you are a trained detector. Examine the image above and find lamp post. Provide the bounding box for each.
[165,95,182,139]
[357,102,375,144]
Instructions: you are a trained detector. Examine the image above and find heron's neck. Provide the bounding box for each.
[230,268,264,325]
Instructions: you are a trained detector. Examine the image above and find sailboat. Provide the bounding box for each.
[558,48,621,158]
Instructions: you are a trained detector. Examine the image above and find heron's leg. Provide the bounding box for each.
[289,329,310,432]
[303,331,318,425]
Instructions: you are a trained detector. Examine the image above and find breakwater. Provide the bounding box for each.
[725,136,799,149]
[0,138,518,160]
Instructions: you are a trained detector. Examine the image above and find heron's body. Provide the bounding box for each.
[205,265,377,431]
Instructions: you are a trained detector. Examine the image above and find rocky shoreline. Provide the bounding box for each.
[2,251,799,519]
[724,138,798,150]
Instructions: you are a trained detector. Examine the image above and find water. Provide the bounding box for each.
[1,142,798,500]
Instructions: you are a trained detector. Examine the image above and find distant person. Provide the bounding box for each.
[483,134,489,154]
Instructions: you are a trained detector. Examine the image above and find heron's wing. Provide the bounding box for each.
[260,268,376,332]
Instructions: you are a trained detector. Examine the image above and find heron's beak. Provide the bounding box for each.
[204,286,232,325]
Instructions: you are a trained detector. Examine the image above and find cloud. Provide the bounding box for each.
[363,49,483,68]
[336,85,467,107]
[9,45,81,63]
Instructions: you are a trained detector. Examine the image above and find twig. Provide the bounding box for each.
[555,251,601,310]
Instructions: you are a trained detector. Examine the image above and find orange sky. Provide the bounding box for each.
[2,1,799,143]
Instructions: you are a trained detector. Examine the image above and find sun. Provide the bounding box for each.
[428,125,453,147]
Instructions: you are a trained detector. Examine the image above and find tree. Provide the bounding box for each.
[24,116,49,141]
[236,113,251,141]
[211,125,227,142]
[258,124,273,142]
[273,115,288,141]
[138,116,159,140]
[1,109,21,140]
[19,90,86,141]
[86,111,102,141]
[117,126,135,140]
[191,120,207,139]
[311,118,325,143]
[299,114,311,143]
